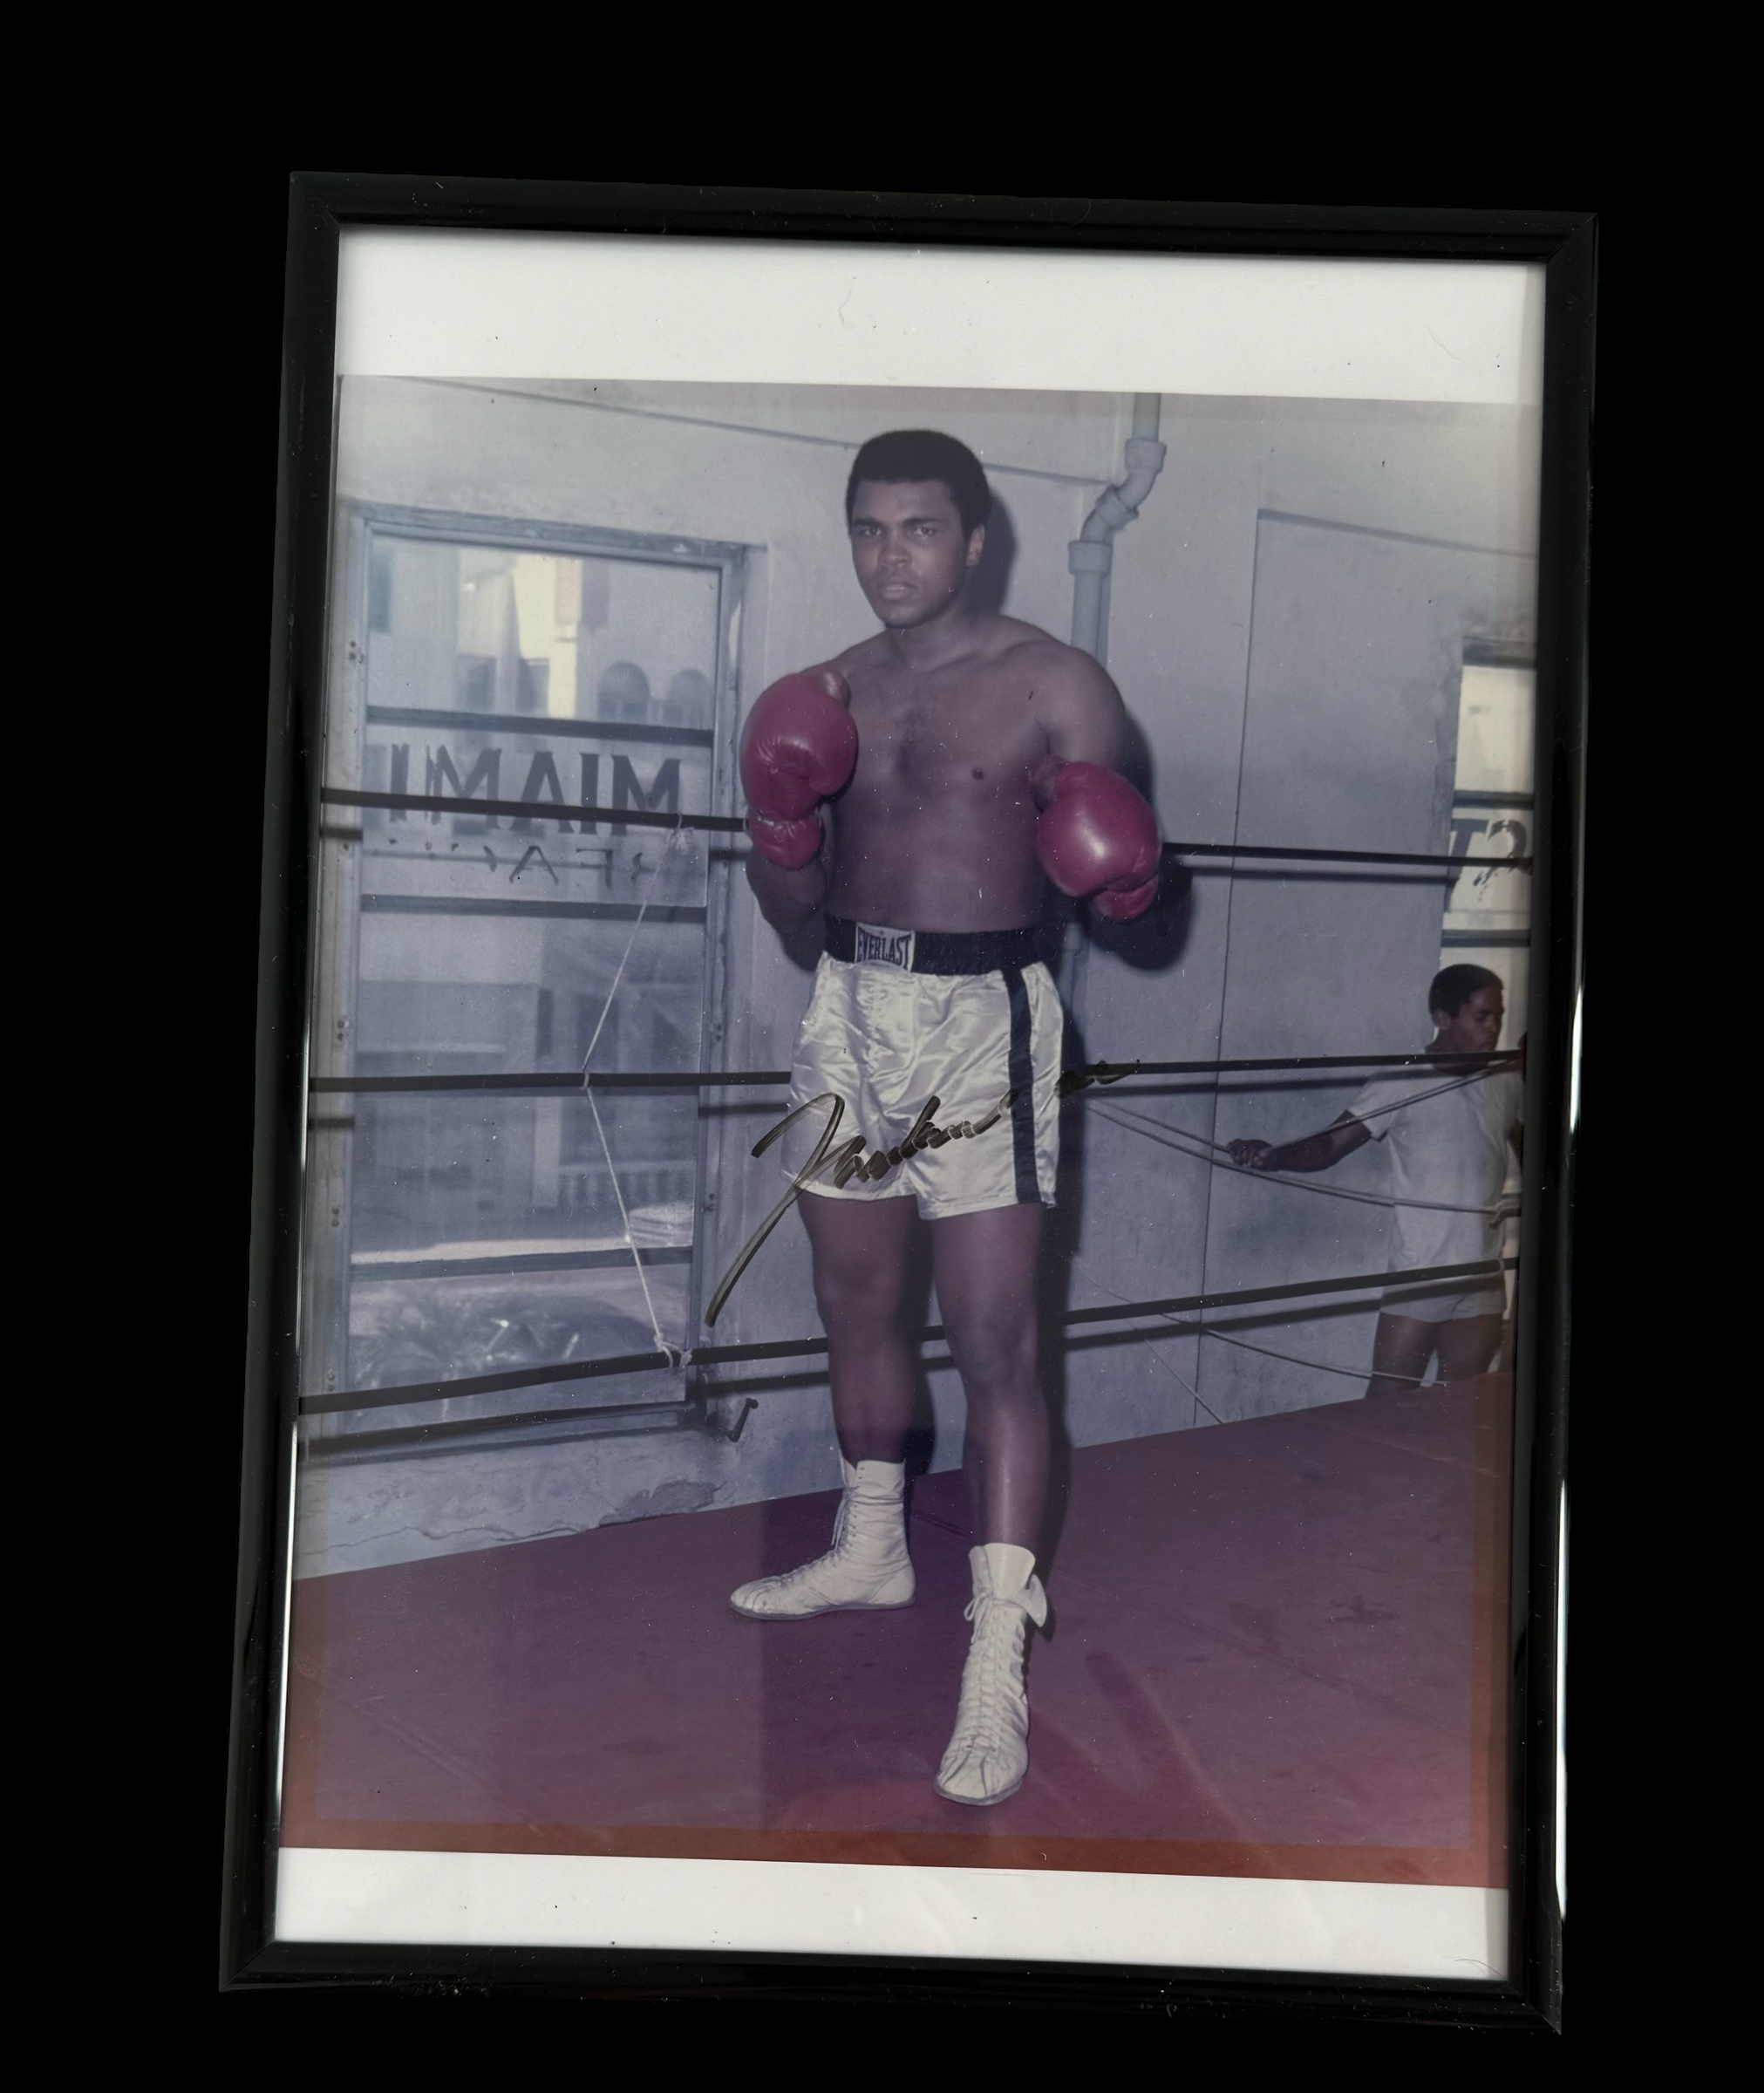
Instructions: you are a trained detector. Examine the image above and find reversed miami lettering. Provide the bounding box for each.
[381,745,681,834]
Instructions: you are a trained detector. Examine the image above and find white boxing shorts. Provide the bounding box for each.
[781,917,1063,1221]
[1379,1275,1507,1324]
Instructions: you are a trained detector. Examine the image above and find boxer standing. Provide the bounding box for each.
[732,430,1160,1806]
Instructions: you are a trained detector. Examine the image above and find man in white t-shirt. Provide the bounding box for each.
[1226,965,1523,1396]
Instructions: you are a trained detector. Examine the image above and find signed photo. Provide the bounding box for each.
[281,358,1539,1969]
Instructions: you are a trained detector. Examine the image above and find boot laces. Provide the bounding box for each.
[762,1558,828,1599]
[949,1594,1030,1749]
[749,1491,864,1599]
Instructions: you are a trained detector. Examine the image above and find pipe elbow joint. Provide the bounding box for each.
[1069,408,1165,660]
[1092,485,1140,534]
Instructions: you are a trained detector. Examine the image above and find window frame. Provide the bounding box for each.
[303,500,749,1449]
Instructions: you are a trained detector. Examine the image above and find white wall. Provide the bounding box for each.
[1078,398,1538,1435]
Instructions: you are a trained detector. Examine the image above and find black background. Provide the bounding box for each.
[156,147,1645,2046]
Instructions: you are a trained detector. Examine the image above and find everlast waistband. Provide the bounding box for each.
[824,915,1043,976]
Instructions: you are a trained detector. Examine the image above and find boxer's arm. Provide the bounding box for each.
[1029,647,1159,917]
[1032,646,1130,778]
[741,667,857,872]
[746,825,828,934]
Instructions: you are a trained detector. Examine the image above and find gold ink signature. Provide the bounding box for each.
[701,1058,1139,1326]
[704,1087,1015,1326]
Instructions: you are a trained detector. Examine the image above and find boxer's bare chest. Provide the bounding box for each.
[841,648,1049,814]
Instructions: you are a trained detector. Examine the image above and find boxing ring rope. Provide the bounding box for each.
[311,1057,1521,1428]
[310,787,1527,1448]
[301,1251,1514,1431]
[320,786,1531,872]
[310,1052,1519,1098]
[1043,1237,1510,1430]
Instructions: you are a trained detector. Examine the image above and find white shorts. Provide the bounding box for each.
[782,942,1063,1222]
[1380,1277,1506,1324]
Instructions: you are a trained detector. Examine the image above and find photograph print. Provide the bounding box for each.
[279,358,1542,1968]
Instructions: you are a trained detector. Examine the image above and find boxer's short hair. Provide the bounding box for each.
[1429,963,1503,1017]
[846,430,993,536]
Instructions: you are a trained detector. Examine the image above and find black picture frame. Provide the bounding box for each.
[223,179,1590,2023]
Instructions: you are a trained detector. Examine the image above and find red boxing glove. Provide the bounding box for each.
[1034,760,1161,920]
[740,670,858,869]
[745,809,824,870]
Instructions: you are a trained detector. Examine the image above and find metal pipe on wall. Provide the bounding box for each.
[1069,394,1168,665]
[1059,396,1169,1020]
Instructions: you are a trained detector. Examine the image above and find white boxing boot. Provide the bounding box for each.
[935,1544,1048,1806]
[729,1459,915,1619]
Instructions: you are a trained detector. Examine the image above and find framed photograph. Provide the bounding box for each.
[225,183,1588,2021]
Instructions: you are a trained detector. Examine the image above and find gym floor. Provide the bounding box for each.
[282,1375,1509,1887]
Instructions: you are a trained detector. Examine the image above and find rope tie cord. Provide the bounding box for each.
[1091,1061,1520,1217]
[1055,1060,1522,1398]
[578,821,686,1367]
[1052,1241,1501,1399]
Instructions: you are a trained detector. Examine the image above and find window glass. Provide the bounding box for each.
[1442,656,1534,1335]
[310,532,730,1448]
[1443,659,1534,1047]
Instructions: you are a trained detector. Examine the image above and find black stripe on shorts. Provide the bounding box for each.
[1002,962,1039,1203]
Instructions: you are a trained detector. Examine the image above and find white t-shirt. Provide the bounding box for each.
[1346,1057,1523,1274]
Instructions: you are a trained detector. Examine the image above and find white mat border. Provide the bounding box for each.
[276,1846,1507,1981]
[335,230,1543,409]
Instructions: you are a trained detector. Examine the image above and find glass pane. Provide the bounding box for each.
[1441,658,1534,1334]
[1442,660,1534,1045]
[327,535,723,1441]
[1444,662,1534,955]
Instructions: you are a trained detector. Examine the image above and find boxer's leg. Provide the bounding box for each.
[1366,1312,1434,1400]
[930,1201,1049,1803]
[930,1203,1048,1548]
[801,1189,918,1464]
[729,1190,917,1620]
